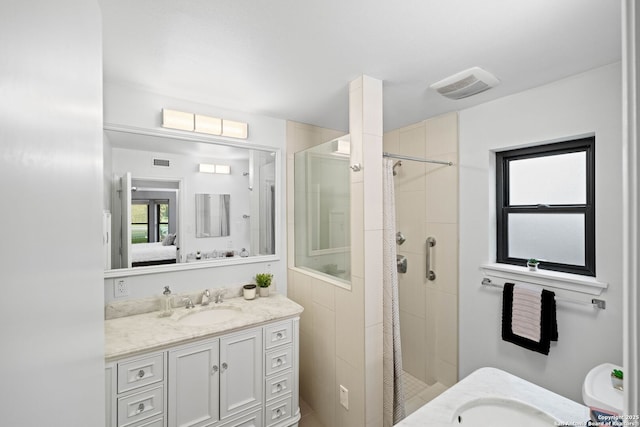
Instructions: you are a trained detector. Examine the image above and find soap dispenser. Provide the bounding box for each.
[159,286,174,317]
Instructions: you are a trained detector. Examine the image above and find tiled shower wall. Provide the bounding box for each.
[383,112,459,387]
[286,74,384,427]
[287,121,368,427]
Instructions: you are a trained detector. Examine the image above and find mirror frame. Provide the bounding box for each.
[103,124,281,279]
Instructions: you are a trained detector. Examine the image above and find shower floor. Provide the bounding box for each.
[402,371,449,416]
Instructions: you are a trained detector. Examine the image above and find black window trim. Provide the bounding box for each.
[496,136,595,276]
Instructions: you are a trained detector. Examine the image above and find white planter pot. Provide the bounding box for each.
[258,287,270,297]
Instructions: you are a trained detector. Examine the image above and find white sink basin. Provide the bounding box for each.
[452,397,560,426]
[175,306,242,326]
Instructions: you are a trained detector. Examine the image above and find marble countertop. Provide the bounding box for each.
[396,367,589,426]
[105,293,303,361]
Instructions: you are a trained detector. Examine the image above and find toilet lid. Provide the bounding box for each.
[582,363,624,414]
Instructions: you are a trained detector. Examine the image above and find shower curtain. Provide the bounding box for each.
[382,158,406,426]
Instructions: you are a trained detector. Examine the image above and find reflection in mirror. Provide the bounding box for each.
[294,135,351,282]
[104,127,277,273]
[196,194,230,238]
[128,177,180,268]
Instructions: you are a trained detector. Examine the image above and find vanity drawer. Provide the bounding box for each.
[117,385,164,427]
[264,320,292,350]
[219,409,263,427]
[264,397,292,427]
[265,371,293,402]
[265,346,293,377]
[118,353,164,393]
[131,417,163,427]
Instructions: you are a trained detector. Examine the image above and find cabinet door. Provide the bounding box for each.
[168,339,220,427]
[219,328,263,420]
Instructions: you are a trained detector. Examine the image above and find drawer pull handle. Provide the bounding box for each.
[276,358,283,366]
[137,369,145,379]
[276,383,283,392]
[211,365,218,375]
[136,403,145,414]
[275,408,282,418]
[221,362,228,372]
[276,332,284,339]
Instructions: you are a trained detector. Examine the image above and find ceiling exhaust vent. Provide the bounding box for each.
[430,67,499,100]
[152,158,171,168]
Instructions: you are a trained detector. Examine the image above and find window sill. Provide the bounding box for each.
[480,263,608,296]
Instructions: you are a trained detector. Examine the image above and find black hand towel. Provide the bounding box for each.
[502,282,558,355]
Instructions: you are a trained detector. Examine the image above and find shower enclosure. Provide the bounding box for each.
[383,112,459,414]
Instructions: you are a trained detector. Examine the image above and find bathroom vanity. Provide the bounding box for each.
[105,294,303,427]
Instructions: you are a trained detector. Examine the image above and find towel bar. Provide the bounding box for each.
[481,278,606,310]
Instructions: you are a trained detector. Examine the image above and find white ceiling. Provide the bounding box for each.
[100,0,621,132]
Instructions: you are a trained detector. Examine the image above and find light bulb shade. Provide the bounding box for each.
[162,109,194,131]
[199,163,217,173]
[195,114,222,135]
[222,119,248,139]
[215,164,231,174]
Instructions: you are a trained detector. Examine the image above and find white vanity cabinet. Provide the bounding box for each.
[168,327,263,427]
[106,316,300,427]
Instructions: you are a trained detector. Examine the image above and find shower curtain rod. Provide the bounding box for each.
[383,152,453,166]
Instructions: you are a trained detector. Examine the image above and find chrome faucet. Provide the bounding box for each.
[182,297,195,309]
[201,289,210,306]
[215,290,224,304]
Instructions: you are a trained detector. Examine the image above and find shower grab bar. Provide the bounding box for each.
[425,237,436,281]
[481,277,606,309]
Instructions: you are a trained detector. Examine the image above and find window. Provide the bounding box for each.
[157,202,169,240]
[131,202,150,244]
[496,136,595,276]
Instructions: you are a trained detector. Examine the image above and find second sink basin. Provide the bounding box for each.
[175,306,242,327]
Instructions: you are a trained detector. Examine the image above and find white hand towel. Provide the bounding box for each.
[511,283,543,342]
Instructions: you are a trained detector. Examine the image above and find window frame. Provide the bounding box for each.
[496,136,595,276]
[156,201,170,241]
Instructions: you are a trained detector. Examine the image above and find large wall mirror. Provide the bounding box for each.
[104,126,278,277]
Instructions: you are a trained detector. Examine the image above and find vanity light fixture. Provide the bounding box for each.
[222,119,248,139]
[199,163,231,174]
[195,114,222,135]
[215,164,231,174]
[162,109,194,131]
[161,109,248,139]
[199,163,217,174]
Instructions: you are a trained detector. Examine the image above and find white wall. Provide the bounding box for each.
[0,1,105,426]
[103,83,288,301]
[459,62,623,402]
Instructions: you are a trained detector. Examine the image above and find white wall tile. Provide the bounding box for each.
[364,230,383,327]
[425,153,458,224]
[365,323,383,425]
[336,357,365,427]
[436,290,458,368]
[426,112,459,157]
[335,278,365,366]
[311,277,336,310]
[397,250,426,317]
[425,222,458,296]
[362,76,383,137]
[399,309,427,382]
[351,182,365,279]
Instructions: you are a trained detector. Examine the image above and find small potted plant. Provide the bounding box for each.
[255,273,273,297]
[611,369,623,391]
[527,258,540,271]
